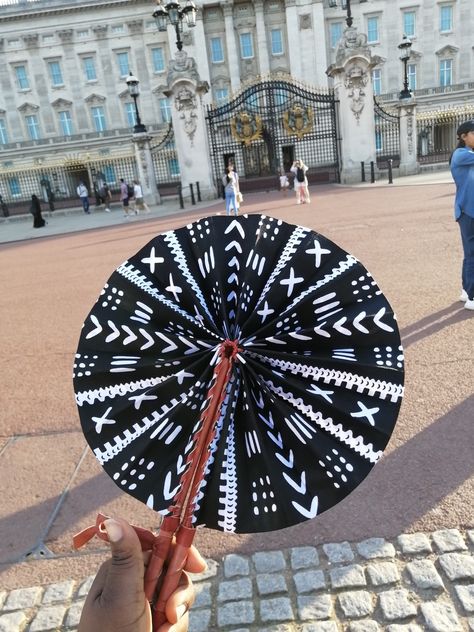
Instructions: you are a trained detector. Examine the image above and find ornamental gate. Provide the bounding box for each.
[206,77,340,191]
[374,97,401,169]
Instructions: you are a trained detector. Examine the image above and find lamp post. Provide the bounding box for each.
[152,1,197,51]
[125,72,147,133]
[398,35,413,99]
[328,0,353,27]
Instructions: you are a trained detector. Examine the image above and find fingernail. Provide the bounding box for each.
[104,519,123,543]
[176,604,187,620]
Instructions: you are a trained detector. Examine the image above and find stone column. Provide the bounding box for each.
[165,50,216,199]
[396,99,418,176]
[254,0,270,77]
[222,1,240,93]
[285,0,302,80]
[311,0,328,87]
[193,12,212,88]
[327,27,380,184]
[132,133,161,206]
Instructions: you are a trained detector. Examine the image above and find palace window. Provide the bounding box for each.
[330,22,343,49]
[239,32,254,59]
[403,11,416,37]
[91,106,107,131]
[439,59,452,86]
[210,37,224,63]
[25,114,41,140]
[125,102,137,127]
[367,16,379,43]
[215,88,229,104]
[83,57,97,81]
[59,110,74,136]
[116,52,130,77]
[372,68,382,96]
[48,61,64,86]
[8,177,21,197]
[408,64,417,90]
[439,5,453,32]
[270,29,284,55]
[152,47,165,72]
[15,65,29,90]
[0,119,8,145]
[159,97,172,123]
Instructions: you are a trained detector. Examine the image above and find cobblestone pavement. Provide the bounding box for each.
[1,528,473,632]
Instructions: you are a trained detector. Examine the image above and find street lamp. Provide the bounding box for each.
[398,35,413,99]
[152,1,198,51]
[328,0,353,28]
[125,72,147,133]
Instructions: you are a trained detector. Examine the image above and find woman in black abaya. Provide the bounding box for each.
[30,194,46,228]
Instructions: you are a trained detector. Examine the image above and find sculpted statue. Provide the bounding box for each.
[167,50,200,85]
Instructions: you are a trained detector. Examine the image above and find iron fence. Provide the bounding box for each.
[374,98,400,169]
[416,104,474,164]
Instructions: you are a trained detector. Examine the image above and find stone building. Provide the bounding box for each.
[0,0,473,204]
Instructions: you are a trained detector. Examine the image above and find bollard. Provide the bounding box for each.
[370,161,375,184]
[388,159,393,184]
[196,181,201,202]
[190,183,196,206]
[178,184,184,210]
[361,161,366,183]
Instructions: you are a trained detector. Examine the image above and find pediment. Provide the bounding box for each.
[118,89,129,99]
[51,98,73,108]
[152,84,168,95]
[436,44,459,57]
[212,74,230,84]
[409,49,422,61]
[84,93,106,105]
[17,102,39,113]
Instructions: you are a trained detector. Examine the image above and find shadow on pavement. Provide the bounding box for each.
[401,302,472,348]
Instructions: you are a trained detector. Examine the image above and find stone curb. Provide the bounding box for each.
[1,528,473,631]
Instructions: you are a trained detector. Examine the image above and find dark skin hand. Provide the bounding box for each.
[78,518,207,632]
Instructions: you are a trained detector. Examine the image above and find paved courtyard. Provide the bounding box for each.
[0,172,473,631]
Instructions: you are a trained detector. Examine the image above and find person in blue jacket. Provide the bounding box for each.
[450,120,474,311]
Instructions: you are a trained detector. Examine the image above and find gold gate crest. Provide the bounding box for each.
[283,103,314,139]
[230,111,263,146]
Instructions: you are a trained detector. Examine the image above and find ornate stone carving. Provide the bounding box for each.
[84,93,106,106]
[51,98,73,109]
[283,103,314,139]
[167,50,200,86]
[23,34,39,48]
[127,20,143,35]
[344,63,368,123]
[230,111,263,145]
[299,14,312,30]
[175,86,198,145]
[57,29,73,43]
[336,27,369,65]
[405,106,415,155]
[18,102,40,114]
[182,31,194,46]
[92,24,108,38]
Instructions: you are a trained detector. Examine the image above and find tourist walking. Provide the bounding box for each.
[99,183,112,212]
[450,119,474,311]
[0,194,9,218]
[290,160,310,205]
[222,164,240,216]
[279,168,290,196]
[120,178,132,218]
[132,180,150,214]
[30,194,46,228]
[76,181,90,214]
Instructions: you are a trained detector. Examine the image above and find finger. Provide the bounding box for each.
[183,545,207,574]
[100,518,145,606]
[156,611,189,632]
[164,573,195,625]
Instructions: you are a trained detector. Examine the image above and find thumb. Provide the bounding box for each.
[101,518,145,606]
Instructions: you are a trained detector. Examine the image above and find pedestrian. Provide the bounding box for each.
[120,178,132,218]
[449,119,474,311]
[222,163,240,216]
[0,194,9,218]
[279,168,290,196]
[30,194,46,228]
[132,180,150,214]
[99,183,112,212]
[77,181,90,214]
[290,159,310,205]
[77,516,207,632]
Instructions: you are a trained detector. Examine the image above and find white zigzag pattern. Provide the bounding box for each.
[192,375,237,524]
[261,378,383,463]
[117,262,218,340]
[284,254,358,314]
[255,226,310,307]
[163,232,217,328]
[93,384,196,464]
[75,376,171,406]
[247,353,404,403]
[217,414,238,532]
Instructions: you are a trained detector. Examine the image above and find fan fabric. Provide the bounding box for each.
[74,214,404,534]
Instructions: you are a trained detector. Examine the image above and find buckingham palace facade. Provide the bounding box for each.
[1,0,473,202]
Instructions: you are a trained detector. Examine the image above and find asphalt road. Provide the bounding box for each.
[0,180,473,590]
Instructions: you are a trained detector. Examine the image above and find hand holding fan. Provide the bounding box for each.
[73,214,404,628]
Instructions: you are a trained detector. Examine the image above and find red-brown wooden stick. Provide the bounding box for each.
[143,515,180,602]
